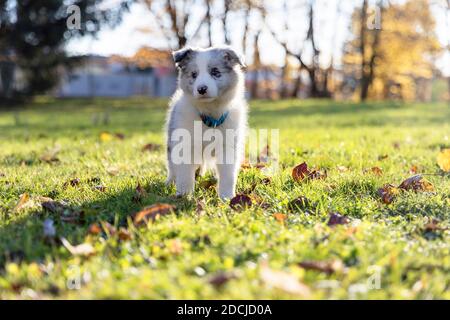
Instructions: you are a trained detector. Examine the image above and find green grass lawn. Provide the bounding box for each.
[0,97,449,299]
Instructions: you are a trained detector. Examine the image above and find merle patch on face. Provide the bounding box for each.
[173,47,244,100]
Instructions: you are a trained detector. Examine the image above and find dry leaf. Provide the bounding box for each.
[437,149,450,172]
[292,162,309,182]
[132,183,147,203]
[88,223,102,235]
[327,212,350,226]
[378,184,400,204]
[118,228,132,241]
[409,165,419,174]
[288,196,311,211]
[229,194,252,211]
[423,218,448,233]
[114,133,125,140]
[93,185,107,192]
[99,132,113,142]
[378,154,389,161]
[63,178,80,188]
[209,272,237,287]
[14,193,32,211]
[399,175,434,192]
[370,167,383,176]
[273,213,287,223]
[298,259,344,275]
[260,266,311,297]
[133,203,175,226]
[142,143,161,152]
[61,238,95,257]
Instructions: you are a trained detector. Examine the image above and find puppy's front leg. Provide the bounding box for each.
[174,164,196,196]
[216,163,238,200]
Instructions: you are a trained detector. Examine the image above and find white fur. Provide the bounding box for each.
[165,49,247,200]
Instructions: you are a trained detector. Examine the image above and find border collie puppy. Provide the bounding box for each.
[166,47,247,199]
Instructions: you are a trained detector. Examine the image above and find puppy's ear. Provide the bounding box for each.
[222,48,246,69]
[172,47,194,68]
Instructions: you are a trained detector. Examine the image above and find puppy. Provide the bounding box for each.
[165,47,247,199]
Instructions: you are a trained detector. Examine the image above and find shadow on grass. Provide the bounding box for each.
[0,180,197,268]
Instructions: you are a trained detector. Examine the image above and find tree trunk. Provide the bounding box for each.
[205,0,212,46]
[359,0,369,101]
[222,0,231,44]
[250,31,261,99]
[291,64,302,98]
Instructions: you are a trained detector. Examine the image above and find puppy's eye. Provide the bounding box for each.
[191,72,198,79]
[210,68,221,78]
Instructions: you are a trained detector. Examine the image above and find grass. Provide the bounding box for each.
[0,97,449,299]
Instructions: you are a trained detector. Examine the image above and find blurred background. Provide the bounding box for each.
[0,0,449,104]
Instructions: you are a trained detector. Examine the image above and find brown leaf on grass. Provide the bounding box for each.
[118,228,133,241]
[142,143,162,152]
[260,266,311,297]
[292,162,309,182]
[292,162,327,182]
[209,272,237,288]
[298,259,344,275]
[423,218,448,233]
[14,193,31,211]
[88,223,102,235]
[370,167,383,176]
[399,175,434,192]
[437,149,450,172]
[409,165,419,174]
[273,213,287,223]
[229,194,252,211]
[377,184,401,204]
[39,147,60,163]
[133,203,175,226]
[63,178,80,188]
[114,133,125,140]
[93,185,107,192]
[198,176,217,189]
[41,200,69,214]
[261,177,272,185]
[132,183,147,203]
[61,238,95,257]
[288,196,311,212]
[378,154,389,161]
[241,162,267,170]
[327,212,350,226]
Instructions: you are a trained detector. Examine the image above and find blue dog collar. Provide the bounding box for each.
[199,111,229,128]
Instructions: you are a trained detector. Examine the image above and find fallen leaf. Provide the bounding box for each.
[199,176,217,189]
[133,203,175,226]
[132,183,147,203]
[261,177,272,185]
[88,223,102,235]
[273,213,287,223]
[14,193,32,211]
[298,259,344,275]
[437,149,450,172]
[229,194,252,211]
[41,200,69,214]
[292,162,309,182]
[260,266,311,297]
[118,228,132,241]
[378,184,400,204]
[288,196,311,212]
[378,154,389,161]
[114,132,125,140]
[370,167,383,176]
[142,143,162,152]
[209,272,237,287]
[423,218,448,233]
[292,162,327,182]
[399,175,434,192]
[409,165,419,174]
[93,185,107,192]
[241,162,267,170]
[327,212,350,226]
[61,238,95,257]
[99,132,113,142]
[63,178,80,188]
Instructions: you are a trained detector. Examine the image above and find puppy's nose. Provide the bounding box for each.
[197,85,208,95]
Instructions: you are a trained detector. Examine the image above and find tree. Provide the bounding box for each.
[0,0,132,101]
[343,0,441,101]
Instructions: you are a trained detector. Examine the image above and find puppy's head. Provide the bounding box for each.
[173,47,246,102]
